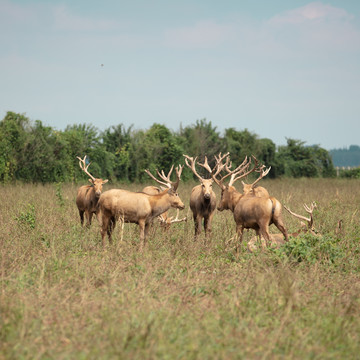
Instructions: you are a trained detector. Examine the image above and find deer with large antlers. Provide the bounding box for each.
[142,168,187,229]
[208,154,288,248]
[241,165,288,242]
[76,155,108,227]
[97,165,185,247]
[247,202,318,252]
[183,154,222,239]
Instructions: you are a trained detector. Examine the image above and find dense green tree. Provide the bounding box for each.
[222,129,281,178]
[102,124,133,181]
[0,112,30,182]
[62,124,107,181]
[178,119,222,179]
[129,124,184,183]
[277,138,334,178]
[16,120,70,183]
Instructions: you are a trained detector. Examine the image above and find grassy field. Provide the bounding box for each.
[1,178,360,359]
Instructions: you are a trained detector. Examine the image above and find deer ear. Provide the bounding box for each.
[103,179,109,184]
[88,178,94,184]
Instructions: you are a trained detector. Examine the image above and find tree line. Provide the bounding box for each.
[0,111,338,184]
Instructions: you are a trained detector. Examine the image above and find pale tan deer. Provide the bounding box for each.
[208,154,288,247]
[97,165,185,247]
[183,154,221,239]
[247,202,318,252]
[76,155,108,227]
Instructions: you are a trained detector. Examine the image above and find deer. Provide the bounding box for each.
[142,168,187,229]
[247,202,318,252]
[206,154,288,248]
[97,165,185,247]
[183,154,221,239]
[241,165,288,242]
[75,155,108,227]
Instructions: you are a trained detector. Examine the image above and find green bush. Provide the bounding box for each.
[272,233,344,265]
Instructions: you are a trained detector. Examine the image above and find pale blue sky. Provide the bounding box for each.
[1,0,360,150]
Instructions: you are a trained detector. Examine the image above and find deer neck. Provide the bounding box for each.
[228,186,242,212]
[149,191,172,217]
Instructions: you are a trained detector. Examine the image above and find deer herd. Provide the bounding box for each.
[75,153,319,250]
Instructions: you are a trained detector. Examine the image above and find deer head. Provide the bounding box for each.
[284,202,318,235]
[77,155,108,197]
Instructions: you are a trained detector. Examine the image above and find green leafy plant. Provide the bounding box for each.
[15,203,36,230]
[55,182,65,207]
[272,233,344,265]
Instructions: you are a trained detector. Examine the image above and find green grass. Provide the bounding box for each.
[1,178,360,359]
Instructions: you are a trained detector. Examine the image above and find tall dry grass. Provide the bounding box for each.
[1,178,360,359]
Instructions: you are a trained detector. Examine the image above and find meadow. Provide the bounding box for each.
[1,178,360,359]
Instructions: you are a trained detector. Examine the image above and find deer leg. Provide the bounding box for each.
[88,211,93,226]
[100,215,109,247]
[138,219,146,248]
[108,217,116,244]
[144,223,151,242]
[204,213,214,239]
[235,223,245,252]
[193,213,202,238]
[84,210,91,228]
[79,210,84,226]
[273,219,288,242]
[260,223,271,247]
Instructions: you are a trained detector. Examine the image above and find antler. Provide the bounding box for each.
[224,155,258,187]
[145,164,183,191]
[183,155,204,181]
[189,152,229,189]
[248,164,272,188]
[158,209,187,226]
[77,155,96,181]
[284,202,317,229]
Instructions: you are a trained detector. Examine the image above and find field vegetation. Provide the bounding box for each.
[1,178,360,359]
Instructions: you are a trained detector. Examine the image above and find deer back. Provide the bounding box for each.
[234,195,273,227]
[242,183,270,198]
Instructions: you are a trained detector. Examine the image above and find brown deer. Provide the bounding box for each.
[241,165,288,242]
[183,154,220,239]
[76,155,108,227]
[247,202,318,252]
[97,165,185,247]
[208,154,288,247]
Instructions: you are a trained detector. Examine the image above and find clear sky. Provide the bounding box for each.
[1,0,360,150]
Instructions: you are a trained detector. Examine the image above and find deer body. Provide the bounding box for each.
[217,185,273,243]
[98,188,185,246]
[247,202,317,252]
[208,154,288,246]
[98,165,184,247]
[183,155,218,238]
[189,183,217,238]
[76,156,108,227]
[242,178,288,242]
